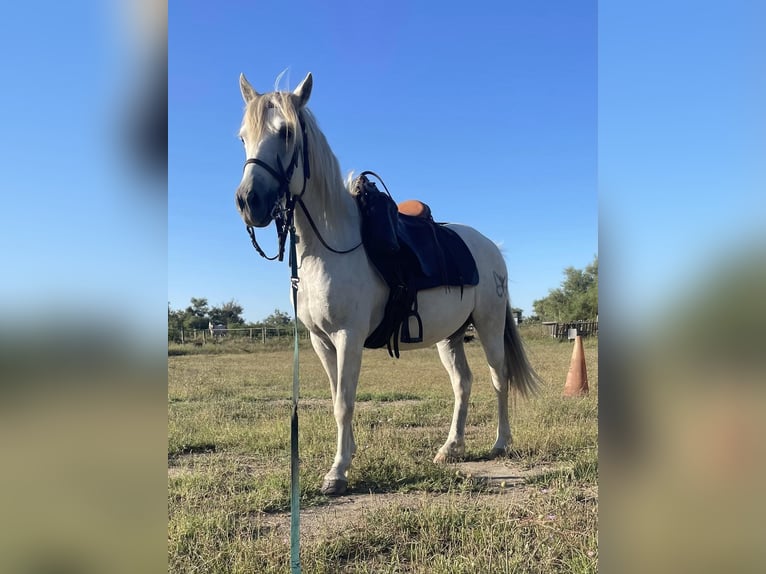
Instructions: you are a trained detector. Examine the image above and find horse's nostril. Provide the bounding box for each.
[237,194,246,211]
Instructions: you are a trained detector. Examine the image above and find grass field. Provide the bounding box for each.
[168,330,598,573]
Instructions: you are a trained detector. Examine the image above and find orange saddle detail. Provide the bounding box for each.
[397,199,432,219]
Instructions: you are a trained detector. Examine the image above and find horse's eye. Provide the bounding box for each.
[278,125,294,140]
[266,100,275,109]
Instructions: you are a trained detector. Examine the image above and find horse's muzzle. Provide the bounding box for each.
[236,187,276,228]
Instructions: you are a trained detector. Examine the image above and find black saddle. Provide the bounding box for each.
[353,172,479,357]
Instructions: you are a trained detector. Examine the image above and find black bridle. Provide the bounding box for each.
[244,113,309,262]
[244,112,361,262]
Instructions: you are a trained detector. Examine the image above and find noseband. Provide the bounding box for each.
[244,114,311,261]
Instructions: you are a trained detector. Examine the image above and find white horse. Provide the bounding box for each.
[235,72,540,495]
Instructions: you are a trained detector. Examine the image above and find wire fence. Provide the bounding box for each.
[169,321,599,345]
[540,320,599,339]
[168,326,311,345]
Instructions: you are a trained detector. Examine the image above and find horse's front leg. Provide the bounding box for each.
[309,331,338,404]
[321,330,363,496]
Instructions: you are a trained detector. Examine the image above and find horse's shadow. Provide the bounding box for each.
[332,448,541,496]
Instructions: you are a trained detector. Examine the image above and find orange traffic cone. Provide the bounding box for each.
[563,335,589,397]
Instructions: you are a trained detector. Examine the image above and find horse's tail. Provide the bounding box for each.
[504,305,542,397]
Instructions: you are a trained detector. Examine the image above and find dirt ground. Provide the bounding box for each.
[239,458,593,542]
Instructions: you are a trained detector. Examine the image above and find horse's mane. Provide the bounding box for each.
[241,90,355,224]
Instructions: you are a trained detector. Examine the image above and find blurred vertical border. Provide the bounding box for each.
[600,1,766,572]
[0,1,167,573]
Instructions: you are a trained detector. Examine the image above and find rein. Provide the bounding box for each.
[295,198,362,254]
[288,227,301,574]
[241,115,309,574]
[241,110,362,574]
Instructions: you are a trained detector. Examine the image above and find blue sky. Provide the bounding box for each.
[0,0,167,343]
[599,1,765,322]
[169,1,597,323]
[0,1,759,334]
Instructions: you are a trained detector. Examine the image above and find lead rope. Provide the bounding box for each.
[288,225,301,574]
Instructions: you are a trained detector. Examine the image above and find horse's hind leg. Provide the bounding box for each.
[473,312,512,457]
[434,331,473,463]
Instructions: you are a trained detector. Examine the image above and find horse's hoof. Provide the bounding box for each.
[321,478,348,496]
[488,447,506,459]
[489,447,518,459]
[433,452,459,464]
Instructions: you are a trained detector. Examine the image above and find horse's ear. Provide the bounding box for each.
[293,72,313,108]
[240,73,259,103]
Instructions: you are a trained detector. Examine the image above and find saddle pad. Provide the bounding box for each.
[393,215,479,291]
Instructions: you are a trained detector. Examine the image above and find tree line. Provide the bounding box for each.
[167,298,294,332]
[531,255,598,323]
[168,255,598,333]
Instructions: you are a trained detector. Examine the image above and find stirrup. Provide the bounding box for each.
[400,298,423,344]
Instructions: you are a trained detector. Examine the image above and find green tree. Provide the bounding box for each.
[210,300,245,327]
[181,297,211,330]
[188,297,209,316]
[262,308,292,326]
[168,297,251,333]
[533,256,598,322]
[168,303,185,338]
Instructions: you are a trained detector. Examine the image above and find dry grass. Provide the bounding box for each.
[168,334,598,573]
